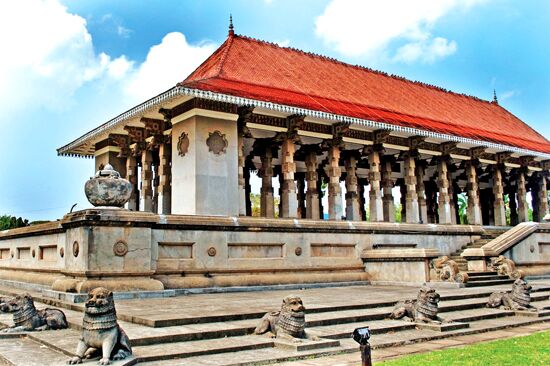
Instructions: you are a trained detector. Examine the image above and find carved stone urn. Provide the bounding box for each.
[84,164,132,208]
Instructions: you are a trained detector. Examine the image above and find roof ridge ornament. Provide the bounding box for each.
[493,89,498,105]
[228,14,234,37]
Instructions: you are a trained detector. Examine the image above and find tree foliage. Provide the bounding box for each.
[0,215,30,230]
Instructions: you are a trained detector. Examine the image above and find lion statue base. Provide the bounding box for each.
[254,295,318,342]
[389,285,446,324]
[489,255,524,280]
[0,294,67,332]
[430,256,469,283]
[487,278,537,312]
[67,287,132,365]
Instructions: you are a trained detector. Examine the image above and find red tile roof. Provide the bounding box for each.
[181,34,550,154]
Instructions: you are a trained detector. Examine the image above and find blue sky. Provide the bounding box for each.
[0,0,549,221]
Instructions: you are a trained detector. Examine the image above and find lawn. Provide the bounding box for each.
[377,331,549,366]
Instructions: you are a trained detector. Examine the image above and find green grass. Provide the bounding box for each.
[376,331,550,366]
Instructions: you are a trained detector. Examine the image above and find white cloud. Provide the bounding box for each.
[500,90,520,101]
[0,1,216,119]
[393,37,457,63]
[0,0,131,116]
[117,25,132,38]
[124,32,216,101]
[315,0,486,62]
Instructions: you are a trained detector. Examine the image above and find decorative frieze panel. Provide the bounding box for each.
[228,243,284,259]
[177,132,190,157]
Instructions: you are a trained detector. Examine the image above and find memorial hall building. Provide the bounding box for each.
[1,26,549,292]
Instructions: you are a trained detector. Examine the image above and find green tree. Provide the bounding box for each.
[0,215,29,230]
[457,193,468,224]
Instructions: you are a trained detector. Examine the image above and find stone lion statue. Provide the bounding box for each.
[0,294,67,332]
[430,256,468,283]
[489,255,523,280]
[389,285,446,324]
[67,287,132,365]
[254,295,318,342]
[487,278,537,312]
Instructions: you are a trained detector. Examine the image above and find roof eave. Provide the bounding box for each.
[57,86,550,160]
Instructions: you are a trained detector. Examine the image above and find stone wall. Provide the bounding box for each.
[0,209,485,292]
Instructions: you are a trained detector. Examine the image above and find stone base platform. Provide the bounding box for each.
[0,281,549,365]
[415,321,469,332]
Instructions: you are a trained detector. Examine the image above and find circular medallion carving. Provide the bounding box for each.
[177,132,190,157]
[113,240,128,257]
[73,241,79,257]
[295,247,303,256]
[206,130,228,155]
[530,245,535,253]
[60,247,65,258]
[207,247,217,257]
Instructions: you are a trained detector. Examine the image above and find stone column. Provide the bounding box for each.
[416,162,428,224]
[305,151,320,219]
[492,166,507,226]
[244,161,252,216]
[237,134,247,216]
[517,170,529,222]
[298,175,306,216]
[140,149,154,212]
[126,155,138,210]
[368,149,384,222]
[536,173,548,222]
[317,168,325,219]
[327,145,343,220]
[448,169,458,224]
[358,179,367,221]
[280,139,298,218]
[465,161,482,225]
[158,141,171,214]
[437,159,452,224]
[508,188,518,226]
[381,159,395,222]
[345,154,361,221]
[260,148,275,218]
[404,155,420,223]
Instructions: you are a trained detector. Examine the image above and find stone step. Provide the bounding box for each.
[132,335,275,362]
[465,279,515,287]
[0,335,69,366]
[468,275,511,282]
[138,313,550,366]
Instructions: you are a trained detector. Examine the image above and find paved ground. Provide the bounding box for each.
[276,322,550,365]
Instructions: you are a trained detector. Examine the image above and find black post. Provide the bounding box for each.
[360,343,372,366]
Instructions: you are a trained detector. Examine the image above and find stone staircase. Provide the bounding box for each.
[0,282,549,365]
[449,229,505,272]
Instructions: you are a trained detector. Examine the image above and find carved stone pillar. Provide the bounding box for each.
[416,162,428,224]
[317,168,325,219]
[492,166,507,226]
[403,155,420,223]
[465,161,482,225]
[126,155,138,211]
[260,148,275,218]
[508,187,518,226]
[305,151,320,219]
[280,138,298,218]
[344,154,361,221]
[381,159,395,223]
[327,145,343,220]
[358,179,367,221]
[140,149,154,212]
[158,141,171,214]
[517,169,529,222]
[368,148,384,222]
[296,173,306,219]
[447,168,457,224]
[244,161,252,216]
[437,159,452,224]
[237,134,247,216]
[536,173,548,222]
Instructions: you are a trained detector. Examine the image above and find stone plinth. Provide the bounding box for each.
[361,248,441,283]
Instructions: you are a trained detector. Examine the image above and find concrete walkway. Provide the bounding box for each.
[276,322,550,365]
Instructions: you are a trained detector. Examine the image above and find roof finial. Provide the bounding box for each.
[492,89,498,104]
[228,14,234,37]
